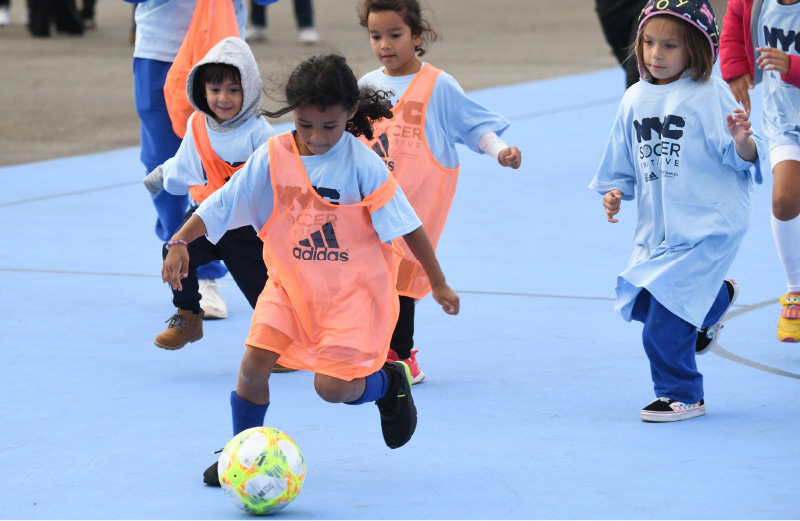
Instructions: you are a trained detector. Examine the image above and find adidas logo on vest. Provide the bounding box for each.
[293,222,349,262]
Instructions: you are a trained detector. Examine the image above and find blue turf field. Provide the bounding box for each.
[2,66,800,519]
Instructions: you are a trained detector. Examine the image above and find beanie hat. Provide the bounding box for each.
[637,0,719,64]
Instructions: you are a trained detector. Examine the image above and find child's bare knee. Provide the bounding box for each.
[314,375,351,403]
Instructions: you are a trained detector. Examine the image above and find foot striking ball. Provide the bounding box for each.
[218,427,306,515]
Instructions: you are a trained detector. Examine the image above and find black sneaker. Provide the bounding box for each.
[375,361,417,449]
[696,279,738,355]
[203,461,220,486]
[640,397,706,422]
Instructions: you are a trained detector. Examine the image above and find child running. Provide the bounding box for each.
[356,0,522,384]
[720,0,800,342]
[158,54,460,485]
[589,0,766,422]
[143,37,276,351]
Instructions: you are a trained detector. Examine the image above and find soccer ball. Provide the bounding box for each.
[218,427,306,515]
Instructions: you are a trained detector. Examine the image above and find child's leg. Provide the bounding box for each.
[204,346,278,487]
[770,156,800,341]
[631,290,703,404]
[236,346,280,407]
[390,296,415,359]
[388,296,425,384]
[317,362,416,449]
[771,158,800,291]
[216,227,268,309]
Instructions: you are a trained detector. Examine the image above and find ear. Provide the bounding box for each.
[348,101,360,120]
[412,32,422,49]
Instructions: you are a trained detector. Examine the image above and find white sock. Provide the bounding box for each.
[771,213,800,292]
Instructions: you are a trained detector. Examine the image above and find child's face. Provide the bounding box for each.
[204,78,243,124]
[641,16,688,85]
[366,10,422,77]
[292,102,358,156]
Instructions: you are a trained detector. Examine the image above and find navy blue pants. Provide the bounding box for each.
[163,209,267,314]
[134,57,226,280]
[249,0,313,28]
[631,283,730,404]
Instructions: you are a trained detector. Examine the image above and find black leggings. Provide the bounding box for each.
[390,295,415,359]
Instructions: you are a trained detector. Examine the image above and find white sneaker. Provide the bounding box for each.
[245,25,268,42]
[0,7,11,27]
[198,279,228,320]
[298,27,319,44]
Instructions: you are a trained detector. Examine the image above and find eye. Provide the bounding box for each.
[789,296,800,304]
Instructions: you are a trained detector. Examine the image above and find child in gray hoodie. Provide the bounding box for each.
[144,36,276,351]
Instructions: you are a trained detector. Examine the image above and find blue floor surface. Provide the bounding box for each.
[2,67,799,520]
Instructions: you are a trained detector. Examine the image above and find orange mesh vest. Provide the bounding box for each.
[360,64,459,299]
[163,0,239,138]
[245,132,403,381]
[188,113,244,204]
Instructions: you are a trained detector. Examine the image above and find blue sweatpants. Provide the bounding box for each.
[630,283,730,404]
[133,58,226,280]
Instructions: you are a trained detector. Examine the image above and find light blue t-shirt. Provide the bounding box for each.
[128,0,247,63]
[162,113,277,199]
[195,132,422,245]
[358,65,510,169]
[758,0,800,149]
[589,76,765,327]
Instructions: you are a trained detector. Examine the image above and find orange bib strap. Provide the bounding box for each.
[188,113,243,204]
[360,64,459,299]
[163,0,239,138]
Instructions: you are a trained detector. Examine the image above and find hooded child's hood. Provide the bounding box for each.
[186,37,263,132]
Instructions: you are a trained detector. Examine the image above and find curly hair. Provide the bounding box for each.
[261,54,393,140]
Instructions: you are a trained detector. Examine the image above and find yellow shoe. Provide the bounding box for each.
[777,293,800,342]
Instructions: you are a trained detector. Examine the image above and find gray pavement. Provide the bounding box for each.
[0,0,729,168]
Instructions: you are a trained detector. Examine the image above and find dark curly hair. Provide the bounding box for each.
[261,54,393,140]
[357,0,440,57]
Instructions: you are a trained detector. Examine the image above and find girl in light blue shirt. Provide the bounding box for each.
[590,0,765,423]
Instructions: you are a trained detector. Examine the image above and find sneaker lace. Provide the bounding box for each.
[165,313,188,332]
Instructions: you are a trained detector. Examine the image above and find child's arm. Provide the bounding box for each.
[727,74,754,114]
[143,165,165,194]
[161,215,208,291]
[603,189,624,224]
[755,46,800,88]
[719,0,754,113]
[726,108,757,163]
[478,131,522,169]
[402,226,459,315]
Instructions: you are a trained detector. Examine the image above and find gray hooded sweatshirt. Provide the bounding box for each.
[187,36,263,133]
[143,37,276,195]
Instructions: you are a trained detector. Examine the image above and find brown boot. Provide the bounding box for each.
[154,309,204,350]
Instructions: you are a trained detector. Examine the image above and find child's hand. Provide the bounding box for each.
[756,47,791,76]
[431,283,459,315]
[498,147,522,169]
[162,244,190,291]
[727,73,753,114]
[726,108,754,145]
[603,189,623,223]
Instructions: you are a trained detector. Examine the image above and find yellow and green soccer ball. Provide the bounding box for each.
[218,427,306,515]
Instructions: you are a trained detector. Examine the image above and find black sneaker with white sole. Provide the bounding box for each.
[375,361,417,449]
[696,279,738,355]
[640,397,706,422]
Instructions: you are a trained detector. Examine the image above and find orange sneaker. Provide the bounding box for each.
[386,349,425,384]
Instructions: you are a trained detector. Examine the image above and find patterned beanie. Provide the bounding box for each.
[637,0,719,64]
